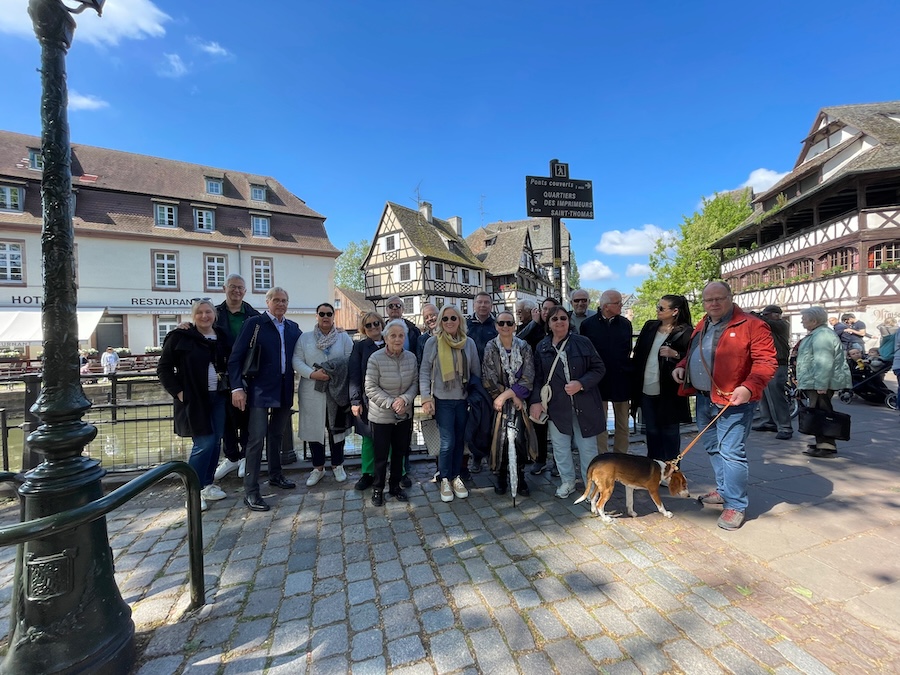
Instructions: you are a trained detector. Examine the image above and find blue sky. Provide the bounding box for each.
[3,1,900,294]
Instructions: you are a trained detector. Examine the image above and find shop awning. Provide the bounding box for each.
[0,310,105,346]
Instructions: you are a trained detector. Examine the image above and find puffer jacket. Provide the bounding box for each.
[365,348,419,424]
[796,325,852,391]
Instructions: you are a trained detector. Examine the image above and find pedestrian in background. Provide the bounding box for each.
[100,346,119,377]
[294,302,354,487]
[631,294,693,462]
[158,299,231,511]
[796,306,852,458]
[752,305,794,440]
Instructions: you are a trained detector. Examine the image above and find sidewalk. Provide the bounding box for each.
[0,395,898,674]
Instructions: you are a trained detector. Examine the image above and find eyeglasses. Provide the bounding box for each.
[226,285,245,292]
[572,298,588,303]
[364,321,381,329]
[656,305,670,312]
[441,316,459,322]
[702,296,728,304]
[318,311,333,317]
[550,315,569,322]
[387,303,402,310]
[496,320,515,327]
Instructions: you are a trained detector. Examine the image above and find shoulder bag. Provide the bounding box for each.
[535,339,567,423]
[241,323,262,382]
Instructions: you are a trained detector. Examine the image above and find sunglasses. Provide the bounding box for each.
[190,297,212,302]
[364,321,381,329]
[572,298,588,303]
[441,315,459,322]
[656,305,671,312]
[387,303,402,310]
[496,320,515,327]
[550,315,569,322]
[318,311,333,317]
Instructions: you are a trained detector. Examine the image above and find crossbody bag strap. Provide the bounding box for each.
[545,338,568,387]
[698,321,733,398]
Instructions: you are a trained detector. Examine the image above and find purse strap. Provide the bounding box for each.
[545,338,567,388]
[249,323,260,349]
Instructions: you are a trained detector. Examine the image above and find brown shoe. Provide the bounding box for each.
[717,508,745,530]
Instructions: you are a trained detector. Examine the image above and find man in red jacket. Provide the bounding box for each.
[673,282,776,530]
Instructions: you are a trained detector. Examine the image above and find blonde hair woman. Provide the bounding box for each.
[420,305,481,503]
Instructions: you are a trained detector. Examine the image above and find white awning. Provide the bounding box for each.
[0,310,105,345]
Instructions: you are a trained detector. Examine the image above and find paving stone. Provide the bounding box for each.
[469,627,516,673]
[630,606,682,644]
[429,629,475,673]
[230,617,272,654]
[683,592,729,626]
[435,562,469,586]
[143,621,194,657]
[511,588,541,609]
[528,607,568,640]
[495,564,530,591]
[181,647,222,674]
[349,603,379,632]
[279,594,312,622]
[583,634,623,662]
[476,580,511,608]
[772,639,836,675]
[544,637,599,673]
[461,556,494,583]
[134,655,185,675]
[664,638,727,674]
[554,598,604,637]
[379,579,411,605]
[459,604,493,631]
[405,563,436,587]
[669,610,729,649]
[712,645,771,675]
[621,634,672,675]
[388,634,427,667]
[309,654,349,674]
[244,587,284,620]
[270,619,310,657]
[413,584,446,612]
[351,628,384,661]
[284,569,313,596]
[348,578,376,606]
[422,606,456,634]
[312,591,347,627]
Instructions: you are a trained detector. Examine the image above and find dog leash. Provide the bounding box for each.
[670,400,732,470]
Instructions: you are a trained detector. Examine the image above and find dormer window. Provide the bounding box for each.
[0,185,24,212]
[250,185,267,202]
[205,178,223,195]
[194,208,215,232]
[28,149,43,171]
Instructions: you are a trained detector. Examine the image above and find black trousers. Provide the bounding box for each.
[222,400,249,462]
[372,419,412,491]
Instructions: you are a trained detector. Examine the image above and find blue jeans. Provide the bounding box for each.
[548,412,598,487]
[695,394,755,512]
[190,392,226,488]
[434,398,467,480]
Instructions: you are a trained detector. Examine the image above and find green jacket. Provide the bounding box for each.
[796,325,852,391]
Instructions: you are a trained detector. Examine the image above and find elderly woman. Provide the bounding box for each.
[631,294,694,461]
[420,304,481,503]
[529,305,606,498]
[157,299,231,511]
[482,311,537,496]
[293,302,354,485]
[796,306,852,457]
[349,311,385,491]
[365,319,419,505]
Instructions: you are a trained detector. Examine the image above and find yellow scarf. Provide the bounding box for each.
[437,331,468,383]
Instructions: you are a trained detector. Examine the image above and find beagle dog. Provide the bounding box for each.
[574,453,690,523]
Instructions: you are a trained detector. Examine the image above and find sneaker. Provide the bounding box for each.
[550,465,560,478]
[698,490,724,505]
[775,431,793,440]
[470,458,483,474]
[555,482,575,499]
[214,458,241,480]
[306,468,326,487]
[201,485,226,501]
[440,478,454,502]
[717,508,745,530]
[529,461,547,476]
[237,458,246,478]
[188,497,208,512]
[333,465,347,482]
[452,477,469,499]
[400,474,412,488]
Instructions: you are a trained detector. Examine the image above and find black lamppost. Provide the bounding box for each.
[2,1,135,673]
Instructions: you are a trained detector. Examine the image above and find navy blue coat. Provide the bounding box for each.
[227,313,301,409]
[214,300,260,347]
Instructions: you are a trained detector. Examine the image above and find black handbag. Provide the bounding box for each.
[798,406,851,441]
[241,323,262,382]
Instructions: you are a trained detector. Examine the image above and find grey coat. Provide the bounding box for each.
[419,336,481,402]
[292,330,354,442]
[364,349,419,424]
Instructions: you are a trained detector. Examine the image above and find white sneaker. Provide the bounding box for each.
[186,497,208,512]
[238,458,246,478]
[201,485,226,501]
[555,482,575,499]
[440,478,454,502]
[452,477,469,499]
[306,468,325,487]
[333,465,347,482]
[214,458,240,480]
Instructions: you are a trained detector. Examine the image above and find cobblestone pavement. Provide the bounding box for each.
[1,395,899,674]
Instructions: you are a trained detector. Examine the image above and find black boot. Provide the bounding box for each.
[371,489,384,506]
[388,487,408,501]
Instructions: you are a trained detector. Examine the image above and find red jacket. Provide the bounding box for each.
[677,305,777,405]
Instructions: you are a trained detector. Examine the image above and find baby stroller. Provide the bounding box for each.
[838,358,898,410]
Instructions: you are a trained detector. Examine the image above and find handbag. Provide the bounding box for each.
[798,406,851,441]
[420,417,441,456]
[241,323,262,381]
[216,371,230,393]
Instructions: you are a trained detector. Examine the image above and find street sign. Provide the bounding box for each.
[525,175,594,219]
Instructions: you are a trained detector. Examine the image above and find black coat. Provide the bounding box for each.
[158,326,230,437]
[630,320,692,425]
[529,333,606,437]
[518,320,545,350]
[402,318,421,353]
[214,300,261,347]
[466,315,498,363]
[580,313,633,402]
[348,337,384,434]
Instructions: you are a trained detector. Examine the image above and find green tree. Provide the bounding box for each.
[333,238,370,292]
[632,190,751,326]
[568,255,580,291]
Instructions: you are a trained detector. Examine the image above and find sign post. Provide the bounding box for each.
[525,160,594,301]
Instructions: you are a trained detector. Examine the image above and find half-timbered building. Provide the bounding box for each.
[712,101,900,341]
[362,202,486,325]
[465,225,552,312]
[469,218,573,302]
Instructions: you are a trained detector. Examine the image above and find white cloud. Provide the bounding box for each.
[159,53,188,78]
[193,38,231,58]
[594,224,677,256]
[68,91,109,111]
[626,263,651,277]
[0,0,170,47]
[740,167,789,193]
[580,260,617,281]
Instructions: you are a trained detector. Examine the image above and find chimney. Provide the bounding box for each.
[419,201,433,223]
[448,216,462,236]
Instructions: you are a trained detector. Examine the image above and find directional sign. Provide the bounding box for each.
[525,175,594,219]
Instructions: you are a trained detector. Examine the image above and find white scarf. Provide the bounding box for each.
[493,336,523,387]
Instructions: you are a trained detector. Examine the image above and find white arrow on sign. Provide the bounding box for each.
[530,199,537,206]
